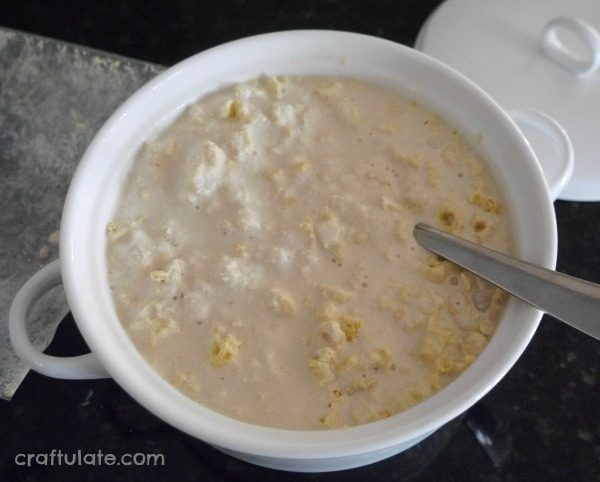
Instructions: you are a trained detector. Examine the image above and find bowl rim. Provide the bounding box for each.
[60,29,557,460]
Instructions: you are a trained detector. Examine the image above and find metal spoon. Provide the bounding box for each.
[413,223,600,340]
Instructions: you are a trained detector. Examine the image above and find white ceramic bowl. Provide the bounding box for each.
[10,31,559,472]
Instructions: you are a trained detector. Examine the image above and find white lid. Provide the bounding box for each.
[416,0,600,201]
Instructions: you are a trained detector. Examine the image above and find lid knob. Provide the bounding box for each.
[542,17,600,75]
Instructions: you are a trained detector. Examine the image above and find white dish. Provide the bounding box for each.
[10,31,559,472]
[415,0,597,201]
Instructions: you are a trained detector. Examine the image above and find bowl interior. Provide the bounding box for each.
[61,31,557,459]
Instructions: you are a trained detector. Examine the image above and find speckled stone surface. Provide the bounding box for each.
[0,1,599,480]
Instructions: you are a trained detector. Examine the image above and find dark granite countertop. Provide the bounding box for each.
[1,1,599,480]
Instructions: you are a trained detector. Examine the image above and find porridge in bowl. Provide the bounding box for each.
[106,77,511,430]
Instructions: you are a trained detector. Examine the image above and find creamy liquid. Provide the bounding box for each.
[106,77,511,430]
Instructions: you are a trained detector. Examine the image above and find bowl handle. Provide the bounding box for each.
[507,110,574,201]
[542,17,600,76]
[9,259,109,379]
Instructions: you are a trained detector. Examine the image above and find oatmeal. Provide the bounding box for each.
[106,77,511,429]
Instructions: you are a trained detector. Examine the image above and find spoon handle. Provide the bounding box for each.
[414,223,600,341]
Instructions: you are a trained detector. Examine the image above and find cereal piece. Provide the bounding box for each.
[150,270,169,283]
[453,310,479,330]
[185,103,205,123]
[428,255,446,267]
[220,256,262,289]
[419,315,455,360]
[189,101,209,123]
[435,355,466,375]
[154,319,181,338]
[462,332,487,358]
[399,284,420,302]
[455,269,473,291]
[293,160,310,173]
[429,370,443,391]
[315,302,340,321]
[441,136,467,166]
[338,355,358,372]
[228,128,254,159]
[479,319,496,336]
[414,377,436,398]
[272,104,296,127]
[352,404,392,425]
[320,285,354,303]
[491,288,509,308]
[221,99,249,120]
[299,217,315,240]
[266,76,286,99]
[316,211,345,251]
[419,332,449,361]
[467,157,484,176]
[471,215,495,241]
[425,261,447,283]
[271,288,297,315]
[128,229,155,268]
[442,144,459,165]
[339,314,363,342]
[437,204,464,234]
[264,168,286,191]
[210,333,242,366]
[404,189,427,210]
[130,308,181,346]
[468,190,503,214]
[309,346,337,384]
[370,346,393,371]
[173,372,200,395]
[234,82,261,99]
[150,259,184,287]
[157,140,178,157]
[425,315,455,348]
[319,411,338,428]
[236,207,262,232]
[319,320,346,346]
[190,141,227,199]
[369,410,392,422]
[346,377,378,395]
[106,222,129,241]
